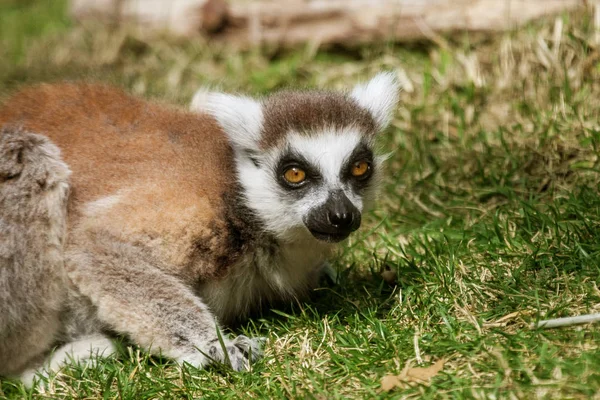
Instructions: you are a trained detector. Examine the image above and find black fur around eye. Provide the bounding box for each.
[276,153,321,190]
[342,144,374,187]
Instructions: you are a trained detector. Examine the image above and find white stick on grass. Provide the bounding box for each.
[534,313,600,329]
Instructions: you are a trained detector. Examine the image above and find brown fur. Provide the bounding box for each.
[0,83,267,378]
[0,83,244,281]
[260,91,376,149]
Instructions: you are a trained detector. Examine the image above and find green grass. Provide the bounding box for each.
[0,0,70,64]
[1,2,600,399]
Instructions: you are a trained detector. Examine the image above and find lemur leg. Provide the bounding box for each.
[20,334,116,388]
[66,239,263,371]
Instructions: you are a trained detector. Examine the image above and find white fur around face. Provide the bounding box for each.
[351,72,400,131]
[235,148,295,238]
[288,130,362,187]
[235,129,383,241]
[286,129,365,211]
[189,73,397,241]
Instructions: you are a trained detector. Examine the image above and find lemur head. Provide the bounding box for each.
[193,73,400,243]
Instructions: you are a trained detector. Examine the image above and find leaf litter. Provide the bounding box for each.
[380,359,445,392]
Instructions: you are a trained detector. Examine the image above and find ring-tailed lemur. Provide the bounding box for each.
[0,73,399,385]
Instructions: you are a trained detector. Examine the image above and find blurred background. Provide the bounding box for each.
[0,0,588,100]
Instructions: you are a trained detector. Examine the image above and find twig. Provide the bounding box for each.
[408,194,444,218]
[534,313,600,329]
[413,330,422,365]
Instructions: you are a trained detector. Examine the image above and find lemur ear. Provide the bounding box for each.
[191,88,263,151]
[350,72,400,131]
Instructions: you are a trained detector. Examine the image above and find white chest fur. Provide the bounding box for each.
[197,238,332,323]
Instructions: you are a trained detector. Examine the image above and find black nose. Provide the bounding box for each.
[303,190,362,243]
[328,211,354,229]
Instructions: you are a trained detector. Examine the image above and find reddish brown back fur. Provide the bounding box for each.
[0,83,242,281]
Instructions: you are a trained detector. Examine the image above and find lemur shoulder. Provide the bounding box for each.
[0,73,399,385]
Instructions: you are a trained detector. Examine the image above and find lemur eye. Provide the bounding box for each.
[351,160,370,178]
[283,167,306,184]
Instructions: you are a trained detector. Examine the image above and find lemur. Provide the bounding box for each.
[0,73,399,385]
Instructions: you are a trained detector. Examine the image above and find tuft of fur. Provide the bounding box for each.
[200,92,264,152]
[350,72,400,130]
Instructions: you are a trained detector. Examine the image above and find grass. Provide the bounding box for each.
[1,1,600,399]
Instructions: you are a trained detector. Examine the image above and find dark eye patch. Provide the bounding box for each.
[275,150,322,191]
[341,142,374,190]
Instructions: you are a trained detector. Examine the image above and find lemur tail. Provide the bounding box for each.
[0,126,71,376]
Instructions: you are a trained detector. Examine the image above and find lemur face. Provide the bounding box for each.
[273,131,372,242]
[192,72,400,242]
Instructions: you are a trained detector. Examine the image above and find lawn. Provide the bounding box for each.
[1,1,600,399]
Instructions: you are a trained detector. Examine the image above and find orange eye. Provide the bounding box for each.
[351,161,370,177]
[283,167,306,184]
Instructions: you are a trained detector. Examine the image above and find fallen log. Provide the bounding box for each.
[222,0,585,48]
[70,0,586,48]
[70,0,228,35]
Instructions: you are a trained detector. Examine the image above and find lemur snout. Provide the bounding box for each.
[304,191,361,243]
[327,191,359,229]
[328,210,354,229]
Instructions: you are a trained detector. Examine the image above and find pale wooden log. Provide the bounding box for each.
[222,0,585,48]
[70,0,228,35]
[70,0,585,47]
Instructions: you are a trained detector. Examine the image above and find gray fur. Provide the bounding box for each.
[0,126,261,381]
[0,127,70,376]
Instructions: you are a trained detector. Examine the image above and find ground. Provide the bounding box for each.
[1,1,599,399]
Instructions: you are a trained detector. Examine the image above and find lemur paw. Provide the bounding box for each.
[232,334,265,362]
[207,335,265,371]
